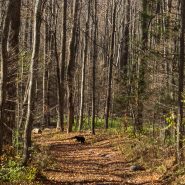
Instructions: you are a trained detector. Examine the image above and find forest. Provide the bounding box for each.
[0,0,185,184]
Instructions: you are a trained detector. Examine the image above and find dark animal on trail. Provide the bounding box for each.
[130,165,145,171]
[72,136,85,143]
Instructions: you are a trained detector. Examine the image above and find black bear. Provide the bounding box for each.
[73,136,85,143]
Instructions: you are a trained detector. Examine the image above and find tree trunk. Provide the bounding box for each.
[136,0,149,132]
[67,0,80,133]
[176,0,185,164]
[0,0,21,146]
[57,0,67,131]
[4,0,21,144]
[42,6,50,128]
[105,1,117,129]
[0,0,11,154]
[79,0,90,131]
[120,0,130,74]
[91,0,98,135]
[22,0,44,165]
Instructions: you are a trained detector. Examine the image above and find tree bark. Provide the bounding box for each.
[42,6,50,128]
[136,0,149,132]
[67,0,80,133]
[176,0,185,164]
[120,0,130,73]
[57,0,67,131]
[4,0,21,144]
[79,0,90,131]
[105,1,117,129]
[91,0,98,135]
[0,0,11,154]
[22,0,44,165]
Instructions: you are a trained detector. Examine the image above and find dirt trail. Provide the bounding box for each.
[35,131,161,185]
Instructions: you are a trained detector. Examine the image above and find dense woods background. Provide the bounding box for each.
[1,0,185,181]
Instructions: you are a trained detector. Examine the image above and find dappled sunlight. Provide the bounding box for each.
[34,129,162,184]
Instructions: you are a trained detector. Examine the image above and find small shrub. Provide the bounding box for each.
[0,160,38,182]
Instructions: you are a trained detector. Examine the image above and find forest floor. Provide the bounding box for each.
[32,129,171,185]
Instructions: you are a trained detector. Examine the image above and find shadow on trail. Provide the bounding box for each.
[39,176,161,185]
[40,136,161,185]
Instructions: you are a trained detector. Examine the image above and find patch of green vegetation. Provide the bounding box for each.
[72,116,124,131]
[0,160,38,183]
[0,139,56,184]
[12,129,24,155]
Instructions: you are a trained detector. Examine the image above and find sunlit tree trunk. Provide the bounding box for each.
[67,0,80,133]
[79,0,90,131]
[57,0,67,131]
[22,0,44,165]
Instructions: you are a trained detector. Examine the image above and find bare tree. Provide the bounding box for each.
[57,0,67,131]
[0,0,11,154]
[136,0,149,131]
[42,3,50,128]
[79,0,90,131]
[5,0,21,143]
[105,0,117,129]
[22,0,45,165]
[91,0,98,135]
[0,0,21,153]
[67,0,80,133]
[176,0,185,164]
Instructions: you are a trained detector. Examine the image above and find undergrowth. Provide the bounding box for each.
[109,127,185,184]
[0,142,53,184]
[1,122,185,184]
[0,146,38,183]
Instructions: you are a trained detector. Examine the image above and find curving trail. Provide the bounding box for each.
[35,131,161,185]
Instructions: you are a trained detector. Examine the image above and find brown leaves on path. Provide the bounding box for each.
[34,130,161,185]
